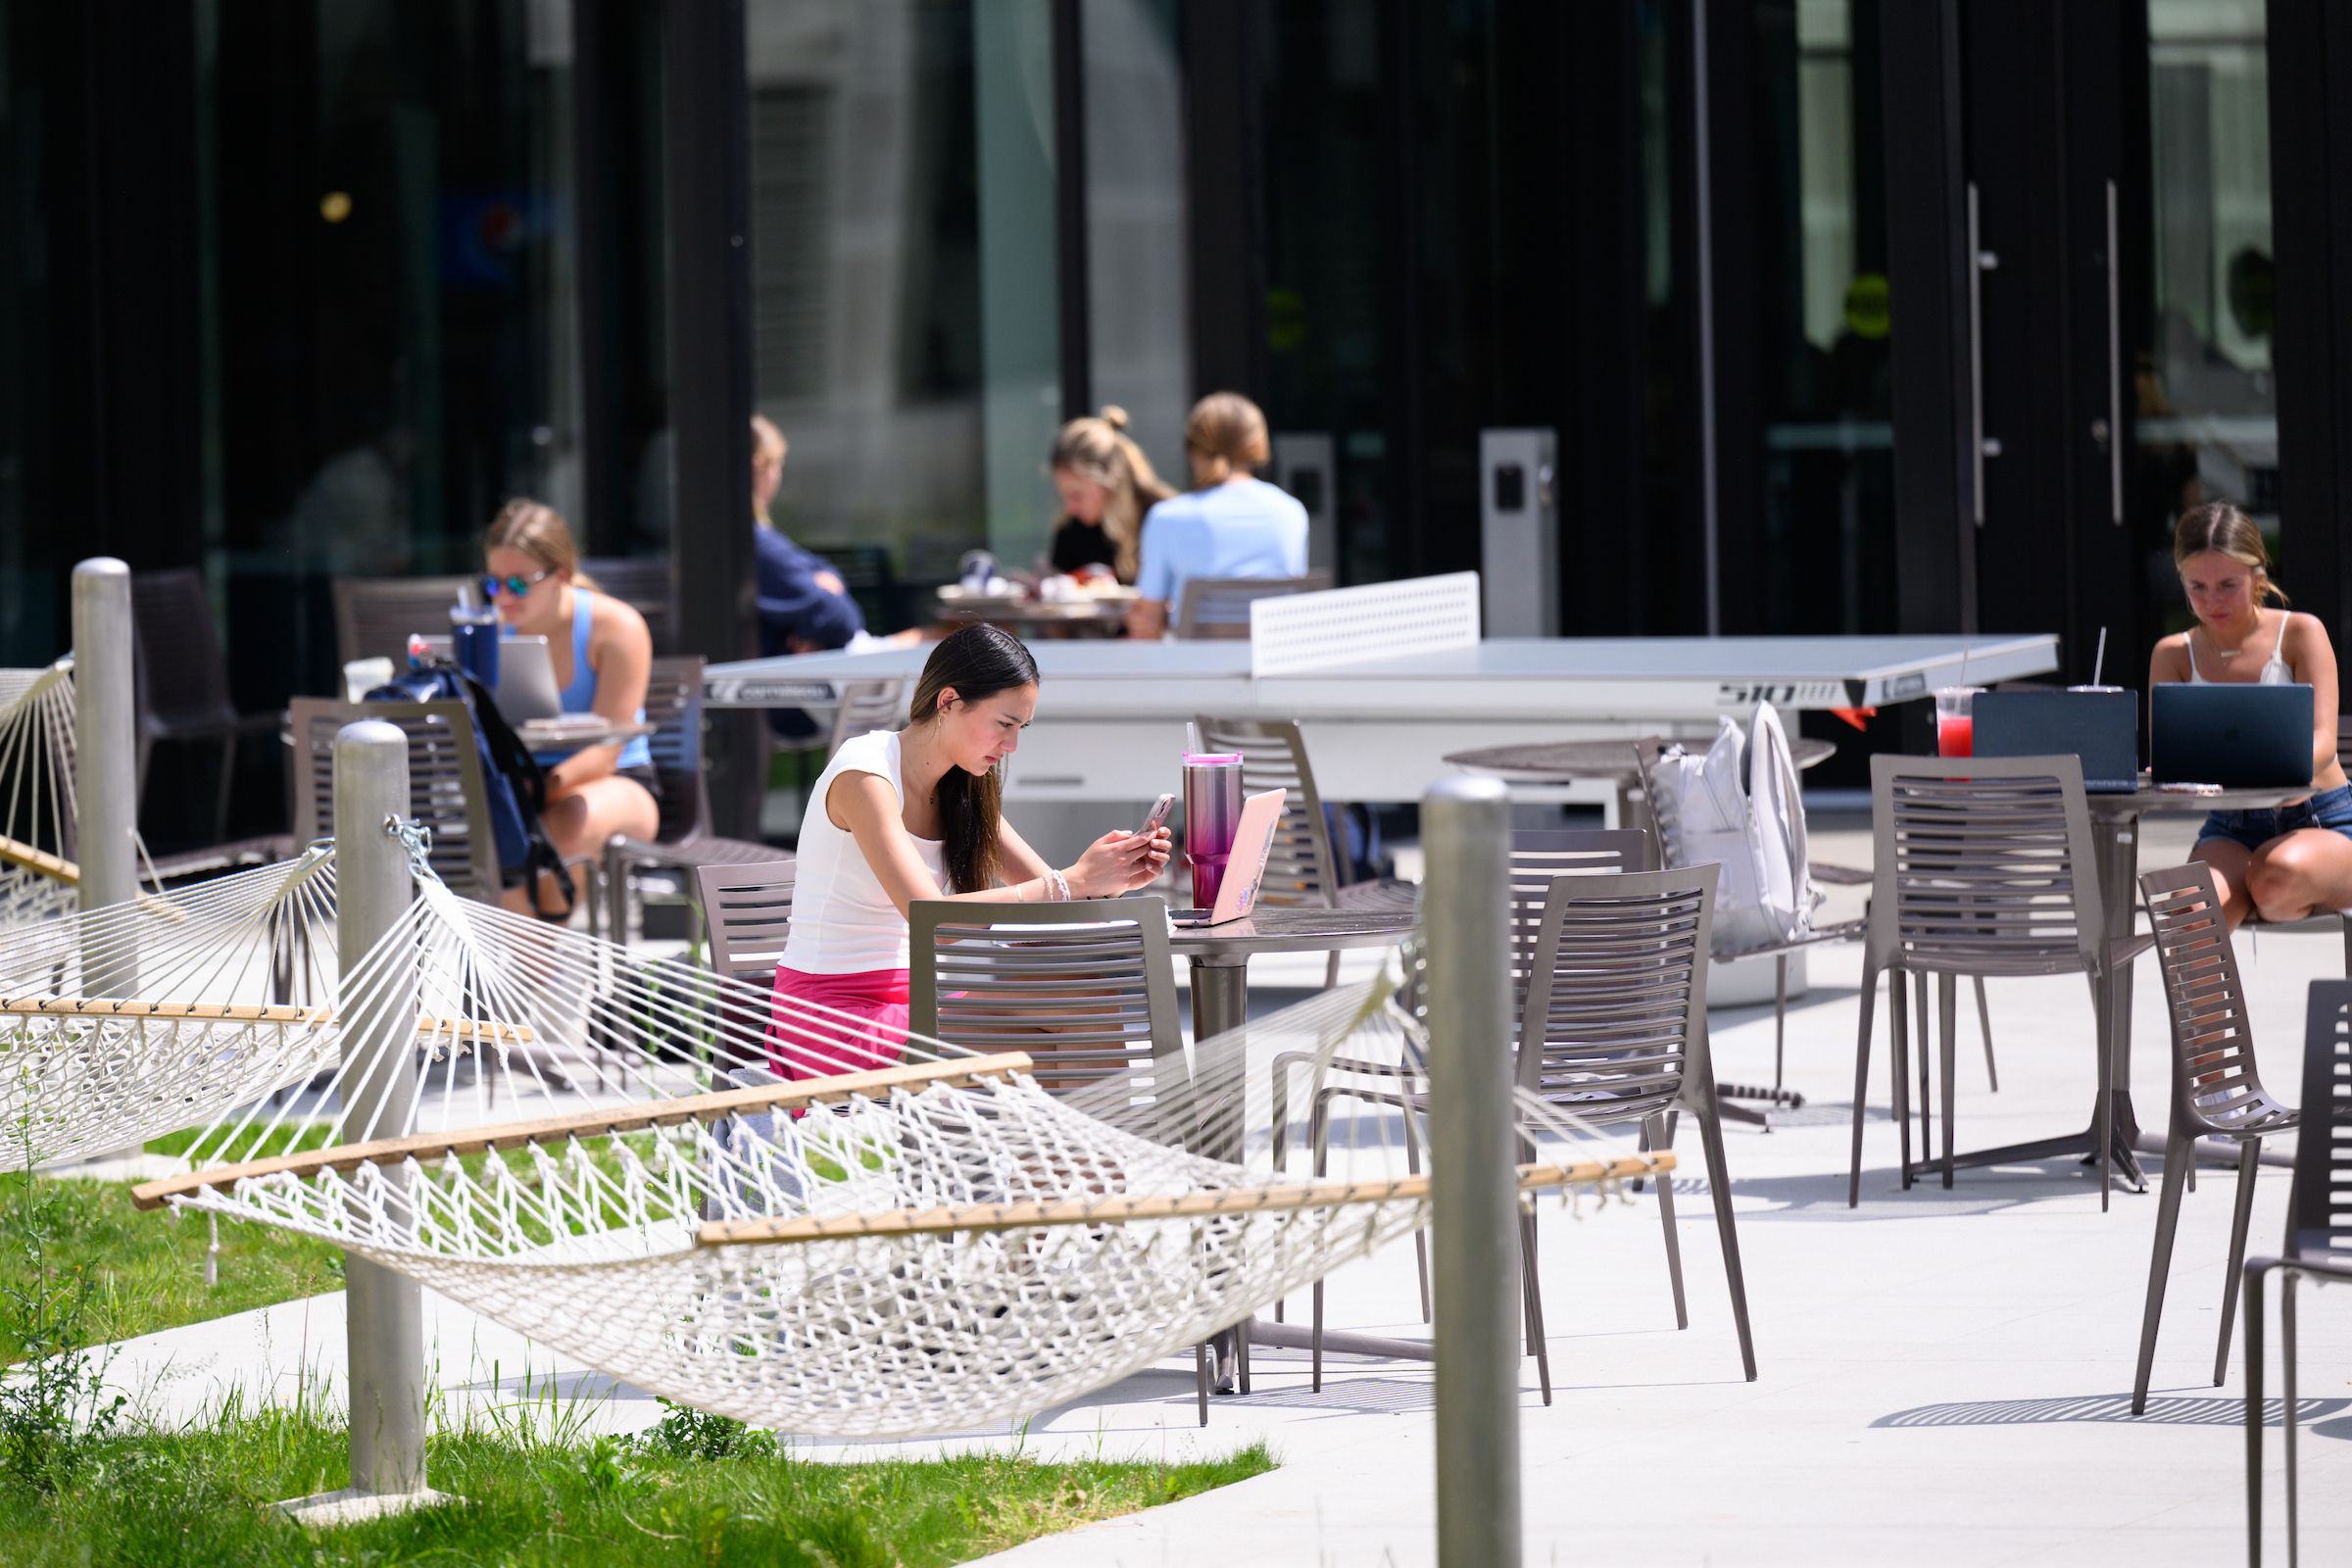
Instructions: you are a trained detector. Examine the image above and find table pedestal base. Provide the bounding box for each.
[1904,1090,2145,1192]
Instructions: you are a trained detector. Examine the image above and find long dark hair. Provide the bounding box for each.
[909,624,1039,893]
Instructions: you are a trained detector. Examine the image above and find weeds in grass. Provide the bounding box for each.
[0,1106,123,1491]
[627,1396,778,1461]
[0,1393,1276,1567]
[0,1177,343,1359]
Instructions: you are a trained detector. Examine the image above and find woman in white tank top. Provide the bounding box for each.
[773,624,1170,1075]
[2149,502,2352,928]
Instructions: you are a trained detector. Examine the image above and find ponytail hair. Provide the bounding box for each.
[908,623,1040,893]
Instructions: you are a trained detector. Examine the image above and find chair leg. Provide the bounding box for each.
[1519,1207,1551,1405]
[1847,958,1880,1208]
[1773,954,1788,1092]
[2216,1138,2263,1387]
[1405,1119,1432,1323]
[1973,975,1998,1092]
[1323,948,1341,990]
[1690,1091,1760,1382]
[1195,1341,1209,1427]
[2246,1262,2266,1567]
[1892,971,1914,1190]
[1642,1111,1689,1330]
[1237,1322,1251,1396]
[2132,1125,2196,1414]
[2284,1270,2301,1560]
[1917,975,1935,1174]
[215,730,238,848]
[1311,1276,1326,1394]
[1938,974,1958,1190]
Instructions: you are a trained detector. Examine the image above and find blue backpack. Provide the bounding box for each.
[365,661,576,918]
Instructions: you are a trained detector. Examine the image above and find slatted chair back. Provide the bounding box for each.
[331,576,480,668]
[581,558,676,655]
[908,898,1186,1096]
[694,859,796,985]
[1173,574,1332,640]
[1867,753,2103,979]
[2292,980,2352,1263]
[639,656,710,845]
[287,697,500,903]
[1193,715,1343,907]
[1515,862,1718,1128]
[2140,861,2296,1140]
[1507,827,1653,1009]
[129,567,236,732]
[826,679,908,758]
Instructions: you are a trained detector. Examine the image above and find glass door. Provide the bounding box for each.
[2138,0,2274,632]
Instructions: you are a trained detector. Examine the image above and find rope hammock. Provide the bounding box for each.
[126,846,1670,1439]
[0,660,78,932]
[0,846,342,1169]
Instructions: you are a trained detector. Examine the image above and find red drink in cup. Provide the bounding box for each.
[1934,687,1983,759]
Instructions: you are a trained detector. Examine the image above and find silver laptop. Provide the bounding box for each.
[489,636,563,723]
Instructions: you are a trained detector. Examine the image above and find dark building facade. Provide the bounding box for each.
[0,0,2336,835]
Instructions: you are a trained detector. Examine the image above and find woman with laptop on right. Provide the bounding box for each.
[2149,501,2352,928]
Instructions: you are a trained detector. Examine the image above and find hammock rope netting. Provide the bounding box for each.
[0,660,79,931]
[6,819,1669,1438]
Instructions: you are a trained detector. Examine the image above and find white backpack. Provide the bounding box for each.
[1645,701,1818,956]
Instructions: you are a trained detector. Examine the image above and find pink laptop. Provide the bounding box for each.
[1171,787,1288,927]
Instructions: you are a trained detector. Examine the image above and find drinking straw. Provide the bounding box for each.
[2092,626,2108,687]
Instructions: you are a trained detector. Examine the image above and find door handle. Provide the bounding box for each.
[1967,183,1999,525]
[2104,178,2123,525]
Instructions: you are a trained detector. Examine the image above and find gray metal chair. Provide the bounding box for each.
[1194,713,1418,986]
[129,566,279,846]
[2129,861,2298,1415]
[824,678,908,756]
[581,557,676,656]
[1514,861,1755,1384]
[909,896,1187,1097]
[1302,846,1758,1397]
[694,858,796,985]
[1173,573,1331,640]
[601,656,781,940]
[2242,977,2352,1564]
[907,896,1227,1422]
[331,575,479,668]
[287,697,501,904]
[1845,754,2107,1207]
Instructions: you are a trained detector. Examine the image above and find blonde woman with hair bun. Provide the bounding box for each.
[2150,500,2352,927]
[1126,391,1306,640]
[1049,406,1174,583]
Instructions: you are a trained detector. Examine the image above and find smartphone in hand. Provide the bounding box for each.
[1133,793,1176,839]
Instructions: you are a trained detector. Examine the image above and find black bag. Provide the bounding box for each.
[365,661,577,920]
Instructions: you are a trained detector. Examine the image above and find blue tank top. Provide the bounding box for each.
[533,587,653,770]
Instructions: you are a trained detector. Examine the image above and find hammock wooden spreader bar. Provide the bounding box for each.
[695,1151,1677,1246]
[0,834,75,884]
[129,1053,1031,1210]
[1,996,535,1046]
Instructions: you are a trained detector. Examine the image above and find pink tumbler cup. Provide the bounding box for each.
[1183,753,1244,908]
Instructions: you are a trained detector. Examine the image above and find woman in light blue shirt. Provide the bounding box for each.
[1128,392,1308,639]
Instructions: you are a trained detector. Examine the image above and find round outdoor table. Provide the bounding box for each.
[1166,906,1418,1050]
[935,593,1132,638]
[1444,736,1835,831]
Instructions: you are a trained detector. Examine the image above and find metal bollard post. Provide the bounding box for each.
[335,720,426,1499]
[72,559,138,995]
[1422,776,1520,1568]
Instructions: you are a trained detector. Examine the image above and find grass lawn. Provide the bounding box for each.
[0,1400,1277,1566]
[0,1166,344,1361]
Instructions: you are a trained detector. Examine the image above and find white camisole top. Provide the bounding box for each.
[2188,612,2292,685]
[780,729,946,974]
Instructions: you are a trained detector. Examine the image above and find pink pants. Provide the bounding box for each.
[768,964,909,1080]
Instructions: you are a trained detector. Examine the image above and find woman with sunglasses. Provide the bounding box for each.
[483,499,660,915]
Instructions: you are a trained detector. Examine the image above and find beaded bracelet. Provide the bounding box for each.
[1046,867,1071,903]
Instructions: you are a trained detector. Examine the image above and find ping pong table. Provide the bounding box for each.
[704,629,2061,805]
